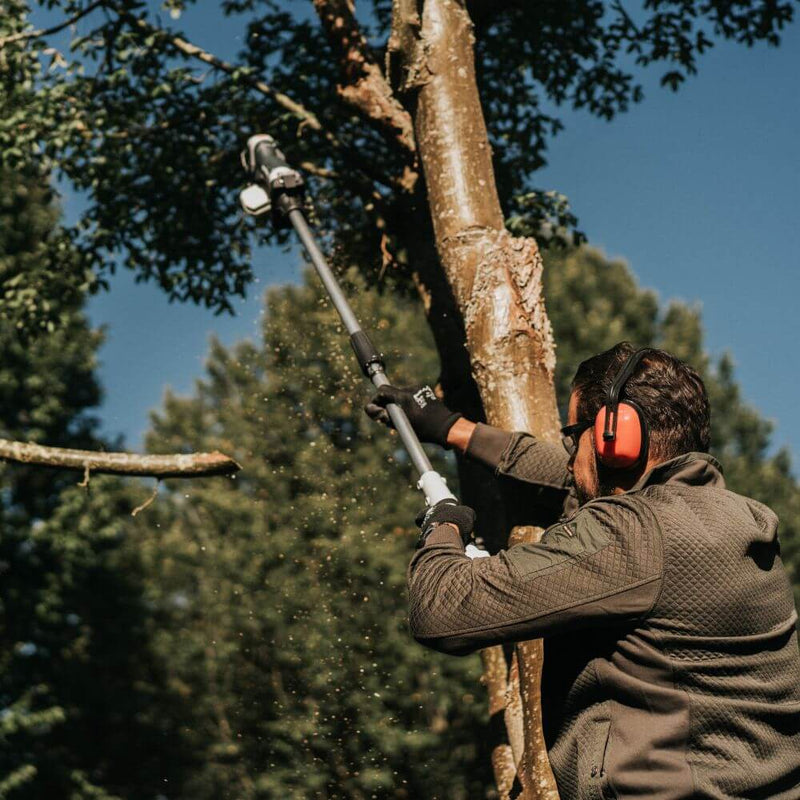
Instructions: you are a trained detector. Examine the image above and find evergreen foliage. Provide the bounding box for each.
[133,271,492,799]
[0,172,188,799]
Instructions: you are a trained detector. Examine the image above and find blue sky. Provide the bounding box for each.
[46,4,799,463]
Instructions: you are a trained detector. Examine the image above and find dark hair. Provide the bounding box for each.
[571,342,711,461]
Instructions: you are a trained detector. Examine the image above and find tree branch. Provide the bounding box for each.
[0,439,241,479]
[311,0,416,157]
[121,12,326,136]
[0,0,106,48]
[5,4,395,196]
[123,12,402,193]
[2,2,331,146]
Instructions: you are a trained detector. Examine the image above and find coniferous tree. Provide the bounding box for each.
[0,172,189,799]
[134,270,493,800]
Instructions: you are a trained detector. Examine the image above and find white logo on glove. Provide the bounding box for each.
[413,386,437,409]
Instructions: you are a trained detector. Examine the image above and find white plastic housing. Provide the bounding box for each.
[239,183,271,216]
[417,470,455,506]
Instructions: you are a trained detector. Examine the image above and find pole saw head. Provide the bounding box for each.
[239,134,306,229]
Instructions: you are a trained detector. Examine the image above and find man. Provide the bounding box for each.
[366,342,800,800]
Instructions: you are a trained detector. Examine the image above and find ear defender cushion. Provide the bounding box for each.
[594,402,643,468]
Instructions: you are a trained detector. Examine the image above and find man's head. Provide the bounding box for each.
[566,342,710,503]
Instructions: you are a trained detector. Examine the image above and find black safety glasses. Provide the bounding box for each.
[560,419,593,456]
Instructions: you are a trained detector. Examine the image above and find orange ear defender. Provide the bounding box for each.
[593,349,651,469]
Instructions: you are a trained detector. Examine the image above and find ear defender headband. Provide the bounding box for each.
[593,348,652,469]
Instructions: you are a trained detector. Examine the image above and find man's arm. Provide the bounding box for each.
[366,384,572,490]
[408,496,663,655]
[448,418,576,523]
[451,419,571,488]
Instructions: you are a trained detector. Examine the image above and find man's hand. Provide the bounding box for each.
[415,499,476,548]
[365,385,462,447]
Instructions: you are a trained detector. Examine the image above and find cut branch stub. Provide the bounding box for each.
[388,0,427,94]
[0,439,241,479]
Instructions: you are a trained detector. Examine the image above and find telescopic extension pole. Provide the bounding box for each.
[239,134,455,508]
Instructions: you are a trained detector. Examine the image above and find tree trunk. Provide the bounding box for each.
[389,1,561,797]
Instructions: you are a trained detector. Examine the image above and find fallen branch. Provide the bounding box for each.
[0,439,241,479]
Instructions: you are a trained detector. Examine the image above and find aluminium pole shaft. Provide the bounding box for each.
[240,132,455,507]
[288,209,445,487]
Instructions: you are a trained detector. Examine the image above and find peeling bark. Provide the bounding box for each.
[312,0,417,158]
[390,1,561,797]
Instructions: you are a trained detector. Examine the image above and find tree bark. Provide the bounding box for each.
[311,0,416,157]
[0,439,240,479]
[390,1,561,797]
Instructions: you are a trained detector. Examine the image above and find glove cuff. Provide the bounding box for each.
[435,411,463,449]
[423,524,464,547]
[417,499,475,548]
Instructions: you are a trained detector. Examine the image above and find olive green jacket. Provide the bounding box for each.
[408,425,800,799]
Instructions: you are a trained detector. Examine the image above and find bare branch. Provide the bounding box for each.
[312,0,416,157]
[0,0,105,49]
[0,439,241,479]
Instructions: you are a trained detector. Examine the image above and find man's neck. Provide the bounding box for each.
[610,456,663,495]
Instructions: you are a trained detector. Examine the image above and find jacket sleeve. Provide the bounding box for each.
[466,424,577,520]
[407,496,664,655]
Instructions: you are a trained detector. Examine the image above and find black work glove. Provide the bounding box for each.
[415,499,476,548]
[365,384,462,447]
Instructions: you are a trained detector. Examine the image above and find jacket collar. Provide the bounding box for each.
[629,452,725,493]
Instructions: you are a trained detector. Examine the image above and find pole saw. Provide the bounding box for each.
[238,134,458,513]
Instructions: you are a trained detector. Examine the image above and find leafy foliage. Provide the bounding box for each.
[1,0,794,318]
[0,170,96,335]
